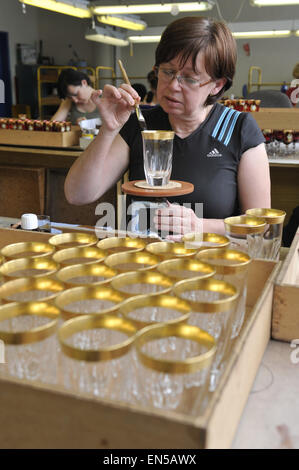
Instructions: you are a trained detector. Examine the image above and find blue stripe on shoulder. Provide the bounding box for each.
[217,109,236,142]
[211,106,230,139]
[223,111,241,146]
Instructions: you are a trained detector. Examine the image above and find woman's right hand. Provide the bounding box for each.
[91,84,140,132]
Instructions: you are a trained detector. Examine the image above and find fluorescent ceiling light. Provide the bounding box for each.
[129,35,161,43]
[232,30,292,38]
[97,14,147,31]
[19,0,91,18]
[251,0,299,6]
[85,26,129,46]
[92,2,214,15]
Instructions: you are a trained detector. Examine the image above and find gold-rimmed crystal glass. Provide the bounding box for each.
[58,314,137,402]
[111,271,173,298]
[48,232,98,249]
[104,251,160,273]
[0,257,59,280]
[182,232,230,251]
[224,215,266,258]
[0,276,64,303]
[0,301,60,383]
[157,258,215,281]
[52,246,106,266]
[97,236,146,254]
[134,322,216,413]
[142,130,175,187]
[196,248,251,338]
[145,241,197,260]
[173,277,239,392]
[245,208,286,261]
[56,262,117,287]
[1,242,55,260]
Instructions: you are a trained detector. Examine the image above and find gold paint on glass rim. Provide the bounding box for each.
[145,241,197,259]
[157,258,216,280]
[0,301,60,345]
[48,232,98,249]
[58,313,137,362]
[173,277,239,313]
[141,130,175,140]
[182,232,230,249]
[1,242,55,260]
[224,215,266,235]
[118,293,190,330]
[0,276,64,303]
[56,262,117,287]
[0,256,60,280]
[52,246,106,266]
[55,285,127,320]
[104,251,160,272]
[195,248,251,275]
[97,236,146,254]
[111,270,173,298]
[135,322,216,374]
[245,208,286,225]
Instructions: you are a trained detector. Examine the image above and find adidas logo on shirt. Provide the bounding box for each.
[207,148,222,157]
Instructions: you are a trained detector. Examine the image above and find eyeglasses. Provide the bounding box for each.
[157,67,213,89]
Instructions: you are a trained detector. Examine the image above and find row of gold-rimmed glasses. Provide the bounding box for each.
[0,207,285,416]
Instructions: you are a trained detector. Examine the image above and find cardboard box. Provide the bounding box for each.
[0,129,80,148]
[0,228,279,448]
[252,108,299,131]
[272,232,299,342]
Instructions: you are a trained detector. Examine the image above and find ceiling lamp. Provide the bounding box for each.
[250,0,299,6]
[91,2,214,15]
[128,26,164,43]
[85,25,129,46]
[232,30,292,38]
[97,14,147,31]
[19,0,91,18]
[229,20,296,39]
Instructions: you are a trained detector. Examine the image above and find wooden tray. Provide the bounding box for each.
[272,231,299,341]
[0,129,80,148]
[122,180,194,198]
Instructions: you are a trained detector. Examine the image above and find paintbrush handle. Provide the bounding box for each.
[118,59,131,86]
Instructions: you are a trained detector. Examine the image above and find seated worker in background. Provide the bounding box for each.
[51,69,101,124]
[64,16,271,238]
[132,83,147,103]
[145,70,158,106]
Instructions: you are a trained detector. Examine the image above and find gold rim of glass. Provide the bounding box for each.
[157,258,216,280]
[0,256,60,279]
[141,130,175,140]
[195,248,251,274]
[135,322,216,374]
[104,251,160,272]
[54,285,127,320]
[1,242,55,260]
[110,270,173,298]
[182,232,230,249]
[97,236,146,254]
[245,208,286,225]
[0,301,60,344]
[145,241,197,259]
[58,313,137,361]
[172,277,239,313]
[118,293,191,330]
[0,276,64,303]
[224,215,266,235]
[52,246,106,266]
[56,262,117,287]
[48,232,98,249]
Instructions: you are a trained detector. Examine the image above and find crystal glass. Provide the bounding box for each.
[182,232,230,251]
[224,215,266,259]
[56,262,117,287]
[245,208,286,261]
[0,276,64,303]
[48,232,98,250]
[1,242,55,260]
[283,130,294,157]
[0,301,60,383]
[58,314,137,402]
[142,130,175,186]
[111,270,173,298]
[105,251,160,273]
[97,236,145,255]
[37,215,51,233]
[134,322,216,414]
[145,241,197,260]
[173,277,239,392]
[52,246,106,266]
[157,258,215,282]
[0,257,59,280]
[196,248,251,338]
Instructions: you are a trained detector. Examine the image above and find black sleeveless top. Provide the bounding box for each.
[119,103,265,219]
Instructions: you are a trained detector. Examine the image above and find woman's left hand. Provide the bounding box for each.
[153,201,202,241]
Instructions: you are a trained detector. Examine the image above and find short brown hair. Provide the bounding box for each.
[155,16,237,105]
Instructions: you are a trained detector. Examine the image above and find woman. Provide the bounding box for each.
[64,16,270,237]
[51,68,101,124]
